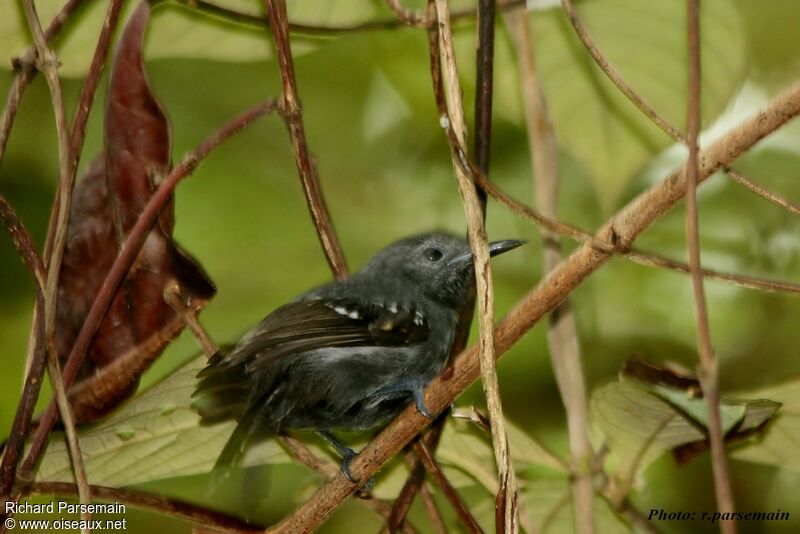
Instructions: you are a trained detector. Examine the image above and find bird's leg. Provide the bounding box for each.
[373,380,435,419]
[317,431,374,489]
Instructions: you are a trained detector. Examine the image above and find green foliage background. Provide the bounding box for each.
[1,0,799,532]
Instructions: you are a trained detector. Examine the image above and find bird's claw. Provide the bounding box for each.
[415,394,435,420]
[341,453,374,490]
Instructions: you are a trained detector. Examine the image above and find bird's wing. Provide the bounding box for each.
[200,298,430,376]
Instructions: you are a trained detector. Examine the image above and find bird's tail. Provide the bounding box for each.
[211,404,263,485]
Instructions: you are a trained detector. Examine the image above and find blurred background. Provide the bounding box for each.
[1,0,799,531]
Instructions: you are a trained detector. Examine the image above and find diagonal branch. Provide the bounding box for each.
[685,2,736,531]
[266,81,800,534]
[0,0,85,166]
[263,0,349,280]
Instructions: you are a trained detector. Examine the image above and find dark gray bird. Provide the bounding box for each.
[192,232,524,482]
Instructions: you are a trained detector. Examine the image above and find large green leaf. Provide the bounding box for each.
[528,0,747,209]
[37,357,294,486]
[590,382,706,478]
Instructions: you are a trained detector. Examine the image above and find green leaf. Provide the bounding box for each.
[36,357,297,486]
[530,0,747,209]
[731,379,800,472]
[644,386,746,434]
[590,382,706,477]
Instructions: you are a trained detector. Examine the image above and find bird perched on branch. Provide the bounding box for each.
[192,232,524,483]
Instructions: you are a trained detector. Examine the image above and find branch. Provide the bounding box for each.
[9,101,278,509]
[503,8,594,533]
[263,0,349,280]
[20,0,91,522]
[560,0,683,143]
[0,0,85,165]
[561,0,800,220]
[431,0,518,530]
[726,169,800,216]
[267,80,800,534]
[0,194,47,498]
[685,2,736,531]
[174,0,527,34]
[412,440,483,533]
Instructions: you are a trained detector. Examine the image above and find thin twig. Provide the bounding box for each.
[0,195,48,498]
[173,0,527,34]
[385,0,428,27]
[68,0,125,182]
[431,0,518,531]
[0,194,46,290]
[413,440,484,533]
[0,1,86,493]
[560,0,800,221]
[476,175,800,295]
[387,421,446,532]
[44,351,91,530]
[473,0,496,212]
[560,0,683,143]
[263,0,349,280]
[726,169,800,216]
[9,101,279,512]
[417,483,447,534]
[31,482,262,533]
[0,0,85,165]
[164,282,219,358]
[685,2,736,532]
[503,8,594,534]
[266,80,800,534]
[20,0,91,523]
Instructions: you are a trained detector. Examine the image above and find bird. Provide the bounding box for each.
[191,232,524,483]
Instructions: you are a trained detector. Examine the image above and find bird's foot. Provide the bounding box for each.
[318,431,374,488]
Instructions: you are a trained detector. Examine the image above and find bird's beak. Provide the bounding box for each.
[449,239,526,268]
[488,239,526,257]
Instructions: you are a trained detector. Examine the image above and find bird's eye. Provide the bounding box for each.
[424,247,444,262]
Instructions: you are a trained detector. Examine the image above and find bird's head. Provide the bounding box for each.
[357,232,525,310]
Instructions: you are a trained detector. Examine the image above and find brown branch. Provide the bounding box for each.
[726,169,800,216]
[8,101,278,511]
[263,0,348,280]
[503,8,594,534]
[433,1,519,531]
[385,0,428,27]
[0,194,46,290]
[476,173,800,295]
[0,0,85,165]
[417,483,447,534]
[473,0,496,212]
[387,421,446,532]
[412,440,483,533]
[20,0,91,521]
[31,482,261,533]
[266,80,800,534]
[0,195,47,498]
[68,0,125,184]
[174,0,526,34]
[164,282,220,358]
[561,0,800,222]
[685,3,736,532]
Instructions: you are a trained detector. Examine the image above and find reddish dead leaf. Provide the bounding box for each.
[56,2,215,423]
